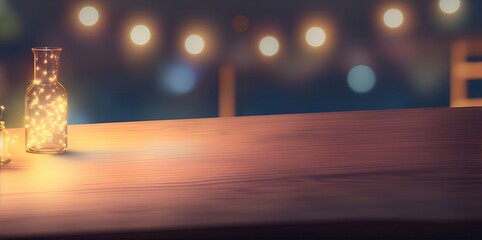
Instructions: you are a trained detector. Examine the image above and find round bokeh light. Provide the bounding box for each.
[130,25,151,46]
[305,27,326,47]
[259,36,280,57]
[347,65,377,94]
[184,34,205,55]
[79,6,99,27]
[439,0,461,14]
[383,8,404,29]
[161,63,197,95]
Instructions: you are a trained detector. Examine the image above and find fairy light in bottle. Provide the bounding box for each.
[25,47,68,154]
[0,106,11,165]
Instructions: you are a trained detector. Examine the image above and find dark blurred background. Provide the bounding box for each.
[1,0,481,127]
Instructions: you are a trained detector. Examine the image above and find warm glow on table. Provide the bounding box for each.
[1,108,482,238]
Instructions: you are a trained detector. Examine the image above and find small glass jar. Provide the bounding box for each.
[25,47,68,154]
[0,120,11,165]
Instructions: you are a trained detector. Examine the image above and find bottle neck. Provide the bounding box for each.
[33,49,60,84]
[0,122,5,131]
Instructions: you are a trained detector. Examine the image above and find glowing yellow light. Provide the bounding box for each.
[79,6,99,26]
[26,89,67,152]
[439,0,460,14]
[184,34,205,55]
[0,105,10,165]
[305,27,326,47]
[383,8,404,29]
[27,48,67,154]
[259,36,280,57]
[130,25,151,46]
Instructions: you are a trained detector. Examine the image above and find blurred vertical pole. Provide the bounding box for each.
[450,40,467,107]
[219,64,236,117]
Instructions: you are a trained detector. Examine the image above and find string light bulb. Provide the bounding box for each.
[26,48,68,154]
[259,36,280,57]
[184,34,205,55]
[0,106,11,165]
[130,25,151,46]
[383,8,404,29]
[439,0,461,14]
[79,6,99,27]
[305,26,326,47]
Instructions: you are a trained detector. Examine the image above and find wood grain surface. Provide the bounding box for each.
[1,107,482,238]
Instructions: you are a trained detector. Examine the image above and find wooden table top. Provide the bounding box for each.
[1,107,482,239]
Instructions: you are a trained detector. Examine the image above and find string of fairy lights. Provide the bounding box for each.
[73,0,464,95]
[26,49,68,153]
[77,0,462,58]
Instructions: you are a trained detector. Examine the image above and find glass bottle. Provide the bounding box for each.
[25,47,68,154]
[0,106,11,165]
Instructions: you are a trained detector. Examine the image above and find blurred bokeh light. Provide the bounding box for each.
[383,8,404,29]
[121,15,161,62]
[184,34,205,55]
[347,65,376,94]
[305,26,326,47]
[78,6,99,27]
[178,20,219,62]
[439,0,460,14]
[432,0,467,31]
[130,24,151,46]
[160,62,198,95]
[259,36,279,57]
